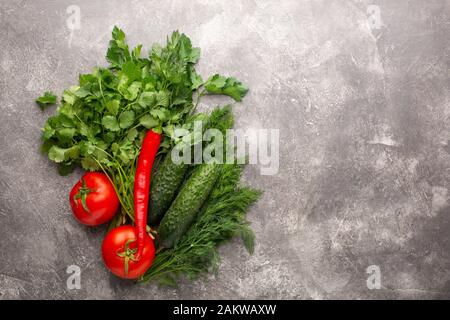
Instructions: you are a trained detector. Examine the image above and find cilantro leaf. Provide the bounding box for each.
[119,110,135,129]
[188,47,201,64]
[121,61,141,82]
[132,44,142,61]
[204,74,249,101]
[36,91,57,109]
[62,90,76,105]
[155,91,169,107]
[139,114,159,129]
[126,128,139,141]
[150,108,169,121]
[48,145,78,163]
[122,81,141,101]
[56,127,76,141]
[42,122,55,140]
[190,68,203,90]
[102,115,120,131]
[81,157,100,171]
[48,146,66,163]
[112,25,125,41]
[106,26,131,68]
[74,84,91,98]
[106,100,120,115]
[138,92,156,107]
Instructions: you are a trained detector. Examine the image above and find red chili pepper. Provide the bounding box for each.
[134,130,161,260]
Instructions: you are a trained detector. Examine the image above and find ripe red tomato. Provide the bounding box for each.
[69,172,119,226]
[102,225,155,279]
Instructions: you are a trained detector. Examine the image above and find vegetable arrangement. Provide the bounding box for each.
[37,27,260,285]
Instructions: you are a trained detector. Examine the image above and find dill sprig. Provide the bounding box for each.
[141,164,261,286]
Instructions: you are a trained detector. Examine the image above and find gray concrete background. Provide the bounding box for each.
[0,0,449,299]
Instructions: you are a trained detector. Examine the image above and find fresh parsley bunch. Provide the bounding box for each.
[40,26,247,174]
[39,27,248,218]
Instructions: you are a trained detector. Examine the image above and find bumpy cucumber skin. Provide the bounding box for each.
[150,107,233,226]
[149,154,188,225]
[158,164,221,248]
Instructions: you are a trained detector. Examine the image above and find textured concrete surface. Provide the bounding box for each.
[1,0,449,299]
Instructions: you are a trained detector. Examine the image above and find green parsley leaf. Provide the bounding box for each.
[56,127,76,141]
[132,44,142,60]
[102,115,120,131]
[112,25,126,41]
[118,110,135,129]
[155,91,169,107]
[150,108,169,121]
[204,74,249,101]
[48,145,68,163]
[126,128,139,141]
[123,81,142,101]
[138,92,156,107]
[121,61,141,82]
[139,114,159,129]
[42,122,55,140]
[74,84,91,98]
[36,91,57,109]
[62,90,76,105]
[106,100,120,115]
[81,157,100,171]
[106,26,130,68]
[188,47,201,64]
[79,141,95,155]
[190,68,203,90]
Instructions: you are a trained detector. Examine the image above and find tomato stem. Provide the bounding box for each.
[73,178,95,214]
[116,238,138,277]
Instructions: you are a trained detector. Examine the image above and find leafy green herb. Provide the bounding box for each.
[106,26,130,68]
[39,26,249,221]
[204,74,249,101]
[36,91,57,109]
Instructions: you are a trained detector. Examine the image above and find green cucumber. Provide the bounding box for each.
[149,154,188,225]
[158,163,221,248]
[148,106,234,225]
